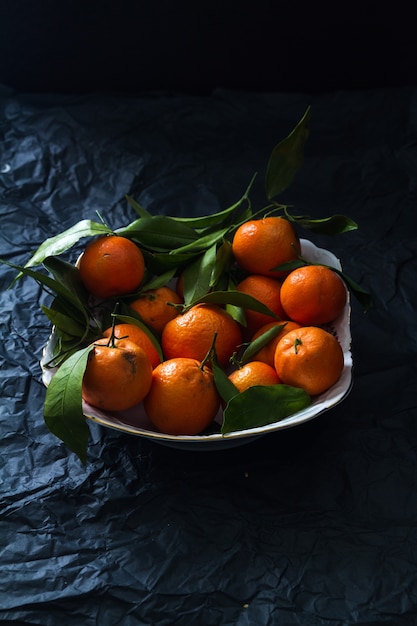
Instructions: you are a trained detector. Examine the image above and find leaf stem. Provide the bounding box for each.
[201,332,218,370]
[107,302,120,348]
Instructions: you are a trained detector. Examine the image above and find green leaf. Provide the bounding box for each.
[125,195,153,218]
[41,305,88,338]
[240,323,287,364]
[24,220,112,269]
[209,239,234,289]
[146,251,200,272]
[168,226,230,255]
[187,289,281,319]
[43,345,94,463]
[139,268,177,291]
[221,384,311,434]
[42,256,86,293]
[273,258,307,272]
[265,106,311,200]
[333,269,373,311]
[2,260,90,318]
[42,256,92,317]
[116,216,198,251]
[286,212,358,235]
[211,360,239,404]
[180,243,218,305]
[170,179,255,230]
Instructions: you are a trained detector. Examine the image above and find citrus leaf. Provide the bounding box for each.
[168,226,230,255]
[265,106,311,200]
[116,216,198,251]
[181,243,217,305]
[210,239,234,289]
[139,268,177,291]
[41,305,88,338]
[240,323,287,364]
[187,289,281,318]
[211,360,239,404]
[146,251,200,272]
[43,344,94,463]
[286,212,358,235]
[24,220,112,269]
[42,256,92,316]
[2,261,90,318]
[272,258,307,272]
[42,256,86,293]
[125,195,153,218]
[333,269,373,311]
[221,384,311,434]
[170,179,254,230]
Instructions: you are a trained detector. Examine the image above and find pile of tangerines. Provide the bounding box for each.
[76,215,347,436]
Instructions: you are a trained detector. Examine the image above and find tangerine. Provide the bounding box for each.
[161,303,242,366]
[228,360,280,394]
[129,286,183,335]
[232,216,301,278]
[102,323,161,369]
[143,357,220,435]
[250,320,303,367]
[274,326,344,396]
[82,336,153,411]
[78,235,145,300]
[236,274,286,336]
[280,264,347,326]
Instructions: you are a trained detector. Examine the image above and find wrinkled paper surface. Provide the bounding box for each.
[1,85,417,625]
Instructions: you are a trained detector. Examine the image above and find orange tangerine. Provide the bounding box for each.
[161,303,242,367]
[82,337,153,411]
[232,216,300,278]
[78,235,145,300]
[143,357,220,435]
[280,264,347,326]
[274,326,344,396]
[129,286,183,335]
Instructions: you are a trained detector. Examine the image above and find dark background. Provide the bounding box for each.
[2,3,417,625]
[1,1,416,95]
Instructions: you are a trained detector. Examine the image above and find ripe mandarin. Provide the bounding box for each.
[228,360,281,394]
[102,323,161,369]
[143,357,220,435]
[236,274,286,336]
[161,303,242,367]
[280,264,347,326]
[82,337,153,411]
[250,320,303,367]
[129,286,183,335]
[274,326,344,396]
[78,235,145,300]
[232,216,301,278]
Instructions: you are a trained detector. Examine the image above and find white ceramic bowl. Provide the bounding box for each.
[41,239,352,450]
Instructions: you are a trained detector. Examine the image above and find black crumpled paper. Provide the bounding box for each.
[1,84,417,625]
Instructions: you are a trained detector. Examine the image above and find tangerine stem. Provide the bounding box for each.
[106,302,120,348]
[201,332,218,370]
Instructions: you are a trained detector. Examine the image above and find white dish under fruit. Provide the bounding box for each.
[41,239,353,451]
